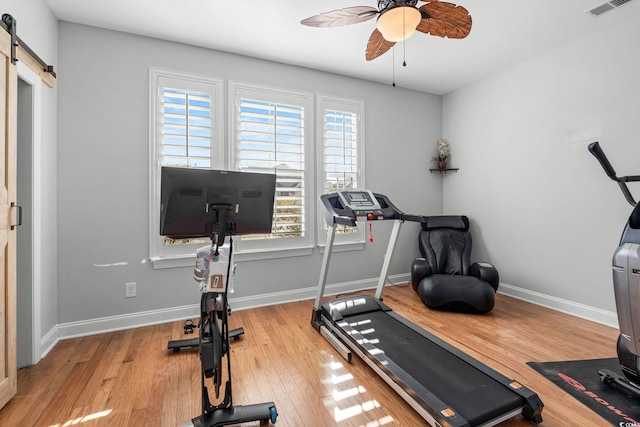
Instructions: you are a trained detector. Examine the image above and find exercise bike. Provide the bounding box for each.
[160,166,279,427]
[589,141,640,397]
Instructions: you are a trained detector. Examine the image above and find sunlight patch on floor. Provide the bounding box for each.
[332,385,367,401]
[363,415,395,426]
[49,409,113,426]
[330,372,355,384]
[334,399,381,422]
[320,354,395,426]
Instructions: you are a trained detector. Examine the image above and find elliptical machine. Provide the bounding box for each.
[589,141,640,397]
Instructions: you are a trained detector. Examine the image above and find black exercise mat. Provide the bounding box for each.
[527,358,640,425]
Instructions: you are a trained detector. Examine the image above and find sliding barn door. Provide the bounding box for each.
[0,27,18,410]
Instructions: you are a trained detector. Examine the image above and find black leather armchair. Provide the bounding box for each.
[410,215,499,314]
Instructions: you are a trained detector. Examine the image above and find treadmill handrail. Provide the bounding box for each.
[401,213,427,223]
[332,214,357,227]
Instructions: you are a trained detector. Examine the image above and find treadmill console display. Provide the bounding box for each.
[320,189,412,226]
[336,190,384,220]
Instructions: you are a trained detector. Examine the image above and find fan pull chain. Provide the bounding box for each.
[402,6,407,67]
[392,46,396,87]
[403,41,407,67]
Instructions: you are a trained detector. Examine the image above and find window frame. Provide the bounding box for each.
[316,95,366,249]
[148,67,224,268]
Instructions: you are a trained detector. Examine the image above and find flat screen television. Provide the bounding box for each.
[160,167,276,241]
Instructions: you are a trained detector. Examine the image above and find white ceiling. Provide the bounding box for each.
[43,0,640,95]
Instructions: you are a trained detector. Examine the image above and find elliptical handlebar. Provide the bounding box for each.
[588,142,618,180]
[588,142,640,207]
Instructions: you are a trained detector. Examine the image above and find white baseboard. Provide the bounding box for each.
[498,282,619,329]
[41,274,618,360]
[40,325,59,359]
[56,303,202,340]
[228,273,410,311]
[43,273,410,357]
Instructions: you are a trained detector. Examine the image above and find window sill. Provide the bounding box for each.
[150,245,315,269]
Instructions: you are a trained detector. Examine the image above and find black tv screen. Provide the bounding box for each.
[160,167,276,239]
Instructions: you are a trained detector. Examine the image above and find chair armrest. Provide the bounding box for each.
[411,258,433,291]
[469,262,499,291]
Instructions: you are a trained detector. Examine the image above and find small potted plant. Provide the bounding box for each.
[432,138,450,170]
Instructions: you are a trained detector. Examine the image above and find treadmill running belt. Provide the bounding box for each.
[346,310,523,425]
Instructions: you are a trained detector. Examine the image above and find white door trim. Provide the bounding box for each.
[17,62,42,364]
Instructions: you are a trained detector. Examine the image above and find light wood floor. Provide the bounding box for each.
[0,284,621,426]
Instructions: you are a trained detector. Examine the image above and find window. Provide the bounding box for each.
[229,82,314,256]
[317,96,365,246]
[150,72,364,267]
[149,68,223,266]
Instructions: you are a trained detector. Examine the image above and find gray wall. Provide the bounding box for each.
[5,0,59,353]
[57,22,443,325]
[442,15,640,319]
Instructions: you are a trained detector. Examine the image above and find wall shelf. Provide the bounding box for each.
[429,168,459,174]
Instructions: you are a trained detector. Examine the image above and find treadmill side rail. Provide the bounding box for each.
[319,325,352,362]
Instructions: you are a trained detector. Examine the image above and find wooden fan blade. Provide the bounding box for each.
[365,29,396,61]
[300,6,378,28]
[416,2,472,39]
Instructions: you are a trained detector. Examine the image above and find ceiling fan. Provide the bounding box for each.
[300,0,472,61]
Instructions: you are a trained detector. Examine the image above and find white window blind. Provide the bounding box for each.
[159,88,213,247]
[161,88,213,168]
[149,69,223,266]
[229,82,314,254]
[324,108,359,192]
[318,96,365,244]
[237,98,305,239]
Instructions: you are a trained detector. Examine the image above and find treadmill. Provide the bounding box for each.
[312,190,543,427]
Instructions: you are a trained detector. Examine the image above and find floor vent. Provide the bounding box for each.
[586,0,634,16]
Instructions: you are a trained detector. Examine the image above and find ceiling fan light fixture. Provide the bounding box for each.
[376,5,421,42]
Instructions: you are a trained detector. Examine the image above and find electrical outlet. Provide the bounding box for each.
[125,282,137,298]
